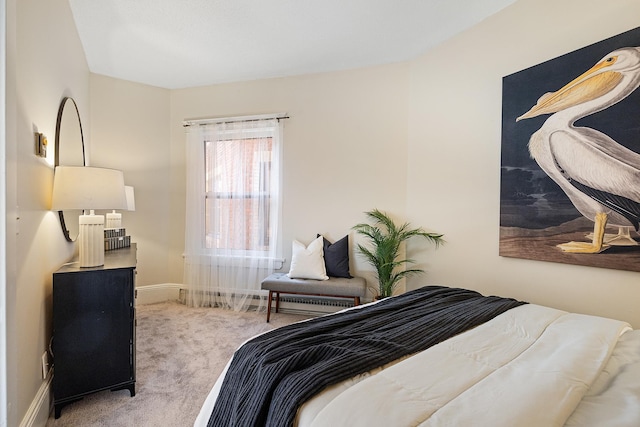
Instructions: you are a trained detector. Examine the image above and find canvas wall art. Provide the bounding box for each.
[500,26,640,272]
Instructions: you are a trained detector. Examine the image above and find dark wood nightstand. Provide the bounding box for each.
[52,244,137,418]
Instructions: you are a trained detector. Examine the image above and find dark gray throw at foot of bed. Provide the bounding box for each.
[208,285,527,427]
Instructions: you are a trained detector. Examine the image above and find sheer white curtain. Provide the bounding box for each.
[184,118,283,311]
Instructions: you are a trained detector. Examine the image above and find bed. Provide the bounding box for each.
[194,285,640,426]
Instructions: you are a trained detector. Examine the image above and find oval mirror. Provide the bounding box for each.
[54,97,86,242]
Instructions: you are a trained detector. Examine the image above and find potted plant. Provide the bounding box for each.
[352,209,444,299]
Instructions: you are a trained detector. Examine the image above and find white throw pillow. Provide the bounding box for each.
[288,236,329,280]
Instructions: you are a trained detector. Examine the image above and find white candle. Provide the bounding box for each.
[106,210,122,229]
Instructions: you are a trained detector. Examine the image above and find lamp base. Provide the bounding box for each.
[79,213,105,267]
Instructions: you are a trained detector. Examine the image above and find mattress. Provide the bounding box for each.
[195,290,640,427]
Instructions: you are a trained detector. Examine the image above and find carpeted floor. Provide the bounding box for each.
[45,301,309,427]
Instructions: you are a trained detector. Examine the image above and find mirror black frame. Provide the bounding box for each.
[54,97,86,242]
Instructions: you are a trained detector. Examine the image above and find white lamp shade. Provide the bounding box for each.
[51,166,127,211]
[51,166,127,267]
[125,185,135,211]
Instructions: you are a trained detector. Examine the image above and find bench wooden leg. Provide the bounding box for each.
[354,296,360,306]
[267,290,273,323]
[275,292,280,313]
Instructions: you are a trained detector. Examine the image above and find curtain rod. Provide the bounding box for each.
[183,113,289,127]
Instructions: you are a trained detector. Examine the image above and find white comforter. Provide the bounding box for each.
[195,304,640,427]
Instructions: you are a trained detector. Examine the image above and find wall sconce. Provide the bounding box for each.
[35,132,48,158]
[51,166,127,267]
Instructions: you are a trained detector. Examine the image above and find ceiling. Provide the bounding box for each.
[68,0,516,90]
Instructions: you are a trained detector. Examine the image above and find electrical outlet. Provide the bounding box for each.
[41,351,49,379]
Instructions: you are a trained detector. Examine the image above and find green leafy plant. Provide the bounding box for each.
[352,209,444,299]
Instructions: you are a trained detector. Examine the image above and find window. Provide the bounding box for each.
[184,116,282,260]
[205,132,274,253]
[184,116,283,309]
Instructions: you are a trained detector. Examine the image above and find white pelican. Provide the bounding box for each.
[517,46,640,253]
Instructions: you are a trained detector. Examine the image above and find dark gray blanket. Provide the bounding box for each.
[208,285,526,427]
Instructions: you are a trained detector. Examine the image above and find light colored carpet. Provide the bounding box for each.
[45,301,310,427]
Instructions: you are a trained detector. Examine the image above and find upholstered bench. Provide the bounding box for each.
[261,272,367,322]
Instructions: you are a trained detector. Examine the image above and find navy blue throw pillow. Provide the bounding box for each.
[317,234,352,278]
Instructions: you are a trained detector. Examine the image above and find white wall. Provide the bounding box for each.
[90,63,410,294]
[406,0,640,328]
[89,75,171,287]
[10,0,89,423]
[2,0,14,423]
[168,64,410,288]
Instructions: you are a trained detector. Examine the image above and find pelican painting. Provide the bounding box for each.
[499,26,640,272]
[516,46,640,253]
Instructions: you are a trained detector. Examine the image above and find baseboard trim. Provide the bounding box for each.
[19,371,52,427]
[136,283,182,305]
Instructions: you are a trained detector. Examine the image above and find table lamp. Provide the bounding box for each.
[106,185,135,229]
[51,166,127,267]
